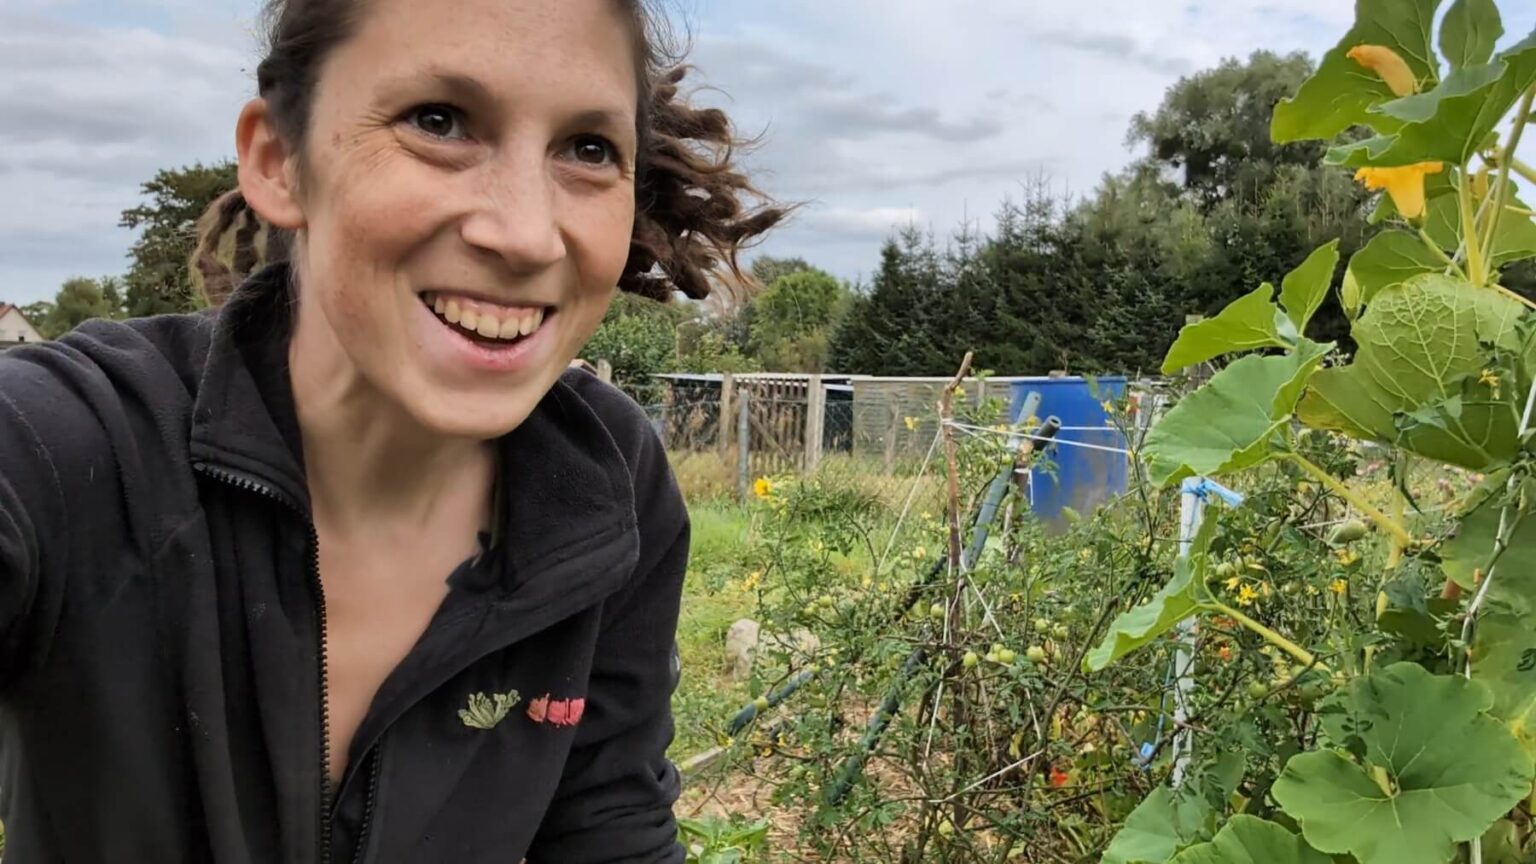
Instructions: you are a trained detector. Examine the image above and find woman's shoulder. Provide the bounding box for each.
[0,312,215,467]
[556,367,661,458]
[3,311,212,403]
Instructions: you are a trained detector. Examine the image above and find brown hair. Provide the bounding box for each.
[190,0,786,305]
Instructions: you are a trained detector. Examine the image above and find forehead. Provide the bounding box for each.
[326,0,639,115]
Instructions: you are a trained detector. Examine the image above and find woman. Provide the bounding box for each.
[0,0,782,860]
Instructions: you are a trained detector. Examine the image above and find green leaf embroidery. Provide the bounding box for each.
[1168,815,1331,864]
[1439,0,1502,69]
[1271,0,1439,143]
[1084,519,1215,672]
[1297,273,1524,469]
[1144,340,1332,487]
[1272,663,1533,864]
[1279,240,1340,333]
[458,689,521,730]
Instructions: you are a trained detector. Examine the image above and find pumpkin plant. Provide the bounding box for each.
[1094,1,1536,861]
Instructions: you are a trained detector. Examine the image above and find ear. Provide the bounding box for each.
[236,98,306,231]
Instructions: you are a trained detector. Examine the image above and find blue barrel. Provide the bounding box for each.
[1008,377,1128,527]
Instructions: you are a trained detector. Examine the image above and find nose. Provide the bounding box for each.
[459,148,567,274]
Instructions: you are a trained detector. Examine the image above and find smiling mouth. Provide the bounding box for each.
[421,291,553,346]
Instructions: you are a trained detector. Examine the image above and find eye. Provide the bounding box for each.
[406,104,467,141]
[564,135,620,168]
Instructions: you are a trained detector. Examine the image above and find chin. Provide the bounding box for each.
[402,389,547,442]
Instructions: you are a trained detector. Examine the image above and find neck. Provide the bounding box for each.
[288,293,494,534]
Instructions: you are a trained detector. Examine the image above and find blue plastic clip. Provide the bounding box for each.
[1181,476,1245,508]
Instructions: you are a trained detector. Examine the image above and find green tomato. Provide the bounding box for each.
[1033,617,1050,632]
[1246,681,1269,699]
[818,594,835,609]
[1329,519,1369,544]
[997,648,1017,664]
[1026,645,1047,663]
[962,650,980,669]
[984,651,1000,664]
[929,603,947,620]
[1214,561,1238,580]
[753,695,770,713]
[1051,624,1070,640]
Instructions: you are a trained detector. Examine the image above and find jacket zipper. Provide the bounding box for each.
[350,747,383,864]
[193,462,335,864]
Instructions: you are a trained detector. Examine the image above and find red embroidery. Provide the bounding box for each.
[527,693,586,726]
[527,695,549,723]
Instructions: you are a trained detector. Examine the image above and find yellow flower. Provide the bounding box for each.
[861,575,872,589]
[1334,548,1360,566]
[903,416,919,431]
[1329,579,1348,596]
[753,477,775,500]
[1353,162,1444,219]
[1224,575,1242,591]
[1305,584,1320,596]
[1480,369,1502,398]
[743,570,763,591]
[1346,44,1417,97]
[911,546,927,560]
[1100,400,1115,415]
[1237,584,1260,606]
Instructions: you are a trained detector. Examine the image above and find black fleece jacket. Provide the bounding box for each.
[0,265,689,863]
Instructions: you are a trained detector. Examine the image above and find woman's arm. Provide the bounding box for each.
[0,360,65,683]
[528,373,689,863]
[526,516,689,863]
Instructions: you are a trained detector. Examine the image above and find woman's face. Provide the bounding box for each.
[286,0,638,438]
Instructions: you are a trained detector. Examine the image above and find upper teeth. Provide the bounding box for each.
[429,293,546,341]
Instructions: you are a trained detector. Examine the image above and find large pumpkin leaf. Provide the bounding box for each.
[1439,472,1536,757]
[1272,0,1440,142]
[1439,471,1536,599]
[1084,519,1214,673]
[1329,33,1536,167]
[1421,176,1536,269]
[1145,341,1331,487]
[1167,816,1331,864]
[1162,285,1288,374]
[1100,785,1214,864]
[1296,274,1524,469]
[1472,612,1536,759]
[1346,230,1445,307]
[1272,663,1533,864]
[1279,241,1340,332]
[1440,0,1502,69]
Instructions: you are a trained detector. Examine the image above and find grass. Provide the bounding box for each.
[670,498,761,759]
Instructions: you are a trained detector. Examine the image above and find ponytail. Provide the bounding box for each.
[189,189,290,308]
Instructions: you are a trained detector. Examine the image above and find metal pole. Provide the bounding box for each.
[736,391,751,503]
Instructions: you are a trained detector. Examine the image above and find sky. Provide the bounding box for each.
[2,0,1533,305]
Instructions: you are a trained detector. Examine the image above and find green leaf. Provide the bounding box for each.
[1328,33,1536,166]
[1272,663,1533,864]
[1167,816,1331,864]
[1272,0,1440,143]
[1085,520,1214,672]
[1346,230,1445,306]
[1439,471,1536,757]
[1296,273,1524,469]
[1439,0,1502,69]
[1471,612,1536,759]
[1279,241,1340,332]
[1144,341,1332,487]
[1100,785,1214,864]
[1162,285,1288,374]
[1422,176,1536,269]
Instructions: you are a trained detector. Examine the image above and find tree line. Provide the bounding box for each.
[28,51,1533,384]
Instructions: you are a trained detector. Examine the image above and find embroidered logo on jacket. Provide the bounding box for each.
[526,694,586,727]
[458,690,521,730]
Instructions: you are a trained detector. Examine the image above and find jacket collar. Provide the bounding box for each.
[187,262,641,599]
